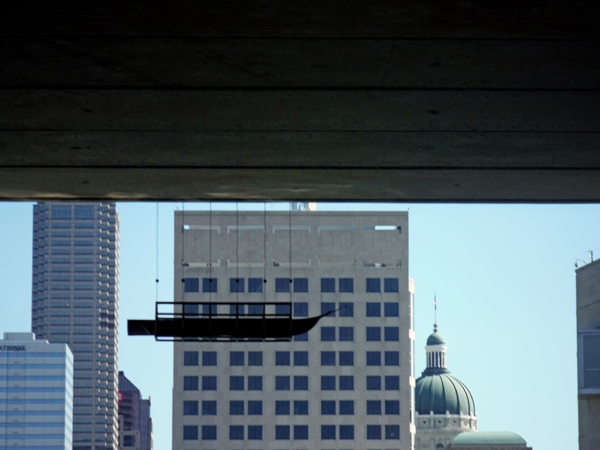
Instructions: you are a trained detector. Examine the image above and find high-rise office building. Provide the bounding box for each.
[31,202,120,450]
[172,210,415,449]
[118,371,153,450]
[575,258,600,450]
[0,332,73,450]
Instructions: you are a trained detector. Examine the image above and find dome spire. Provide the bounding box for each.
[423,322,449,375]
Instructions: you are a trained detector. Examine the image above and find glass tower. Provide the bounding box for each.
[31,202,120,450]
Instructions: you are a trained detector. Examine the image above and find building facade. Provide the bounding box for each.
[172,210,415,450]
[118,371,153,450]
[575,259,600,450]
[0,332,73,449]
[31,202,120,450]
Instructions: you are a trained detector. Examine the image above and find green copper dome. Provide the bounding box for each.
[426,331,446,346]
[451,431,527,445]
[415,372,476,415]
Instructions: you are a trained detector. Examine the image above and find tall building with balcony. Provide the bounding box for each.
[118,371,153,450]
[171,210,415,450]
[31,202,120,450]
[0,332,73,450]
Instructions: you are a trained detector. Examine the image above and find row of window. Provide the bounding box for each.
[182,424,400,441]
[184,301,400,321]
[184,350,400,367]
[184,277,400,294]
[183,375,400,391]
[183,399,400,416]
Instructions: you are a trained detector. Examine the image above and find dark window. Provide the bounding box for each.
[384,302,399,317]
[276,303,290,315]
[367,376,381,390]
[294,351,309,366]
[366,302,381,317]
[321,278,335,293]
[230,351,244,366]
[201,425,216,440]
[229,277,245,293]
[339,375,354,391]
[275,351,290,366]
[248,277,263,293]
[275,400,290,415]
[294,400,308,415]
[339,302,354,317]
[384,326,400,341]
[202,376,217,391]
[366,278,380,293]
[248,303,262,315]
[229,376,244,391]
[321,302,336,316]
[202,351,217,366]
[275,278,290,293]
[321,400,336,415]
[184,278,199,292]
[294,331,309,342]
[339,425,354,439]
[385,400,400,414]
[202,400,216,415]
[183,400,198,415]
[229,425,244,440]
[248,376,263,391]
[321,376,336,390]
[367,424,381,440]
[294,425,309,440]
[248,425,262,440]
[183,351,199,366]
[366,326,381,341]
[248,400,262,415]
[321,425,336,440]
[367,351,381,366]
[123,435,135,447]
[202,277,217,292]
[321,351,336,366]
[294,277,309,292]
[294,375,309,391]
[183,425,198,440]
[183,376,198,391]
[230,400,244,415]
[367,400,381,415]
[339,326,354,341]
[74,205,94,219]
[230,304,245,315]
[384,278,399,293]
[293,302,308,317]
[51,205,71,219]
[385,375,400,390]
[339,278,354,293]
[385,351,400,366]
[276,425,290,440]
[248,351,263,366]
[321,326,335,341]
[339,351,354,366]
[275,376,290,391]
[385,424,400,439]
[202,304,218,315]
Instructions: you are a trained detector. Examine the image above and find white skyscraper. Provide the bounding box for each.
[31,202,120,450]
[171,210,415,449]
[0,332,73,449]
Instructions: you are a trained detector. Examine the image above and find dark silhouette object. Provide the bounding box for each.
[127,302,336,342]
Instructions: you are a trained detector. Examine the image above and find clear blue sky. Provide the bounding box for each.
[1,201,597,449]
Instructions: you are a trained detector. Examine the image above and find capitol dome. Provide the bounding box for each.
[415,326,476,416]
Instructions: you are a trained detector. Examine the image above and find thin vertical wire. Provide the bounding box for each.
[155,202,159,304]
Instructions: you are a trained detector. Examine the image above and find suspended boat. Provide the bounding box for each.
[127,301,335,342]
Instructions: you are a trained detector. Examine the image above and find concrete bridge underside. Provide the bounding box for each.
[2,1,600,202]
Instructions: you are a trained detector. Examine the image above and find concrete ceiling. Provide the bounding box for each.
[1,1,599,202]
